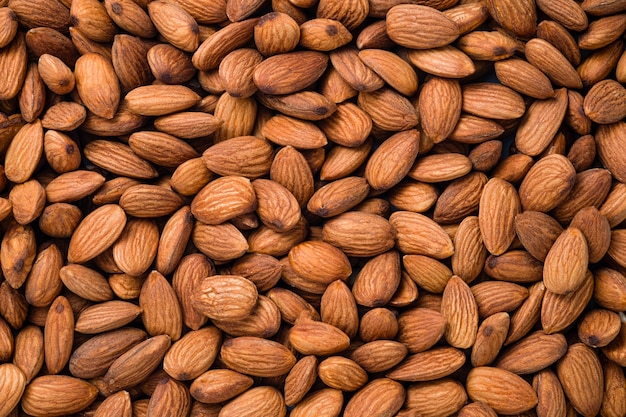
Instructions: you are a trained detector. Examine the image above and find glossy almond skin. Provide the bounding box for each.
[466,367,538,414]
[220,336,296,377]
[21,375,98,417]
[386,4,460,49]
[67,204,127,264]
[0,363,26,417]
[543,227,589,295]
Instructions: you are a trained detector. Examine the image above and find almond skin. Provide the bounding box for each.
[220,336,296,377]
[466,366,538,415]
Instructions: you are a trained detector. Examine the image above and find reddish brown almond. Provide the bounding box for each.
[365,129,420,192]
[148,0,198,52]
[68,328,147,379]
[318,356,368,391]
[74,53,120,119]
[407,45,475,79]
[391,211,454,259]
[478,177,521,256]
[542,270,594,334]
[358,88,419,131]
[466,367,538,414]
[191,176,256,225]
[193,18,259,70]
[252,178,301,233]
[496,330,568,374]
[103,334,172,394]
[322,211,395,258]
[397,308,446,353]
[219,386,286,417]
[471,312,510,367]
[386,4,460,49]
[556,343,604,417]
[472,281,529,318]
[533,369,568,417]
[462,82,525,120]
[419,76,462,144]
[83,140,158,180]
[192,275,258,321]
[343,378,405,417]
[202,136,274,179]
[578,308,621,348]
[0,363,27,417]
[289,318,350,356]
[21,375,98,417]
[220,336,295,377]
[45,170,105,204]
[486,0,537,38]
[404,378,468,417]
[254,12,300,56]
[290,388,343,417]
[543,227,589,294]
[596,122,626,184]
[519,154,576,212]
[190,369,253,404]
[515,88,569,156]
[74,300,142,334]
[360,48,419,95]
[441,275,479,349]
[494,58,555,99]
[253,51,328,95]
[43,296,74,375]
[124,84,201,116]
[387,347,466,382]
[68,204,127,264]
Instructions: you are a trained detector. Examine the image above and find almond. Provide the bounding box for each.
[190,369,253,404]
[556,343,604,417]
[220,336,295,377]
[343,378,405,417]
[253,51,328,95]
[386,4,460,49]
[466,366,538,415]
[21,375,98,417]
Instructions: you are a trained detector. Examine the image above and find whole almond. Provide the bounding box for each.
[254,12,300,57]
[192,275,257,321]
[486,0,537,38]
[478,177,521,256]
[0,363,26,417]
[148,0,198,52]
[253,51,328,95]
[44,296,74,375]
[220,336,295,377]
[219,386,286,417]
[21,375,98,417]
[190,368,253,404]
[68,204,127,264]
[466,366,537,414]
[386,4,460,49]
[289,318,350,356]
[68,327,147,379]
[191,176,256,225]
[343,378,405,417]
[515,88,569,156]
[404,378,468,417]
[387,346,466,382]
[542,270,594,334]
[441,275,479,349]
[543,227,589,295]
[103,334,172,394]
[556,343,604,417]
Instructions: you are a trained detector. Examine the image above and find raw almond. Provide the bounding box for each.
[220,336,295,377]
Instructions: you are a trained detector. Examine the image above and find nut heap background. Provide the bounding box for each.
[0,0,626,416]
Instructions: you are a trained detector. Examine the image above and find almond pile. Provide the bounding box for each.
[0,0,625,416]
